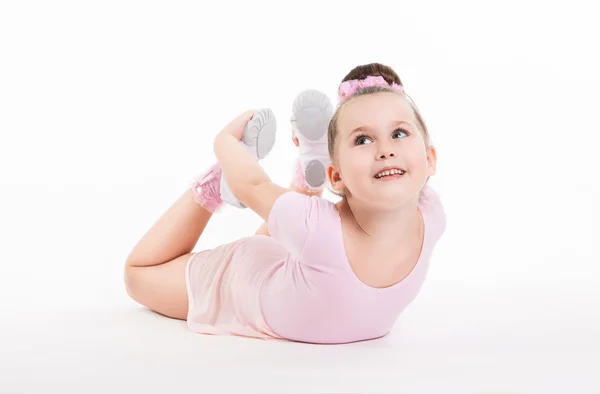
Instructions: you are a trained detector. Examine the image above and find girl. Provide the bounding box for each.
[124,63,446,344]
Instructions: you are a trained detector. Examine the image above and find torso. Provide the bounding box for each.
[337,202,425,289]
[259,188,442,344]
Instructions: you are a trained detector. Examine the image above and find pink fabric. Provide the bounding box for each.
[185,237,284,339]
[190,163,223,213]
[338,75,404,103]
[185,185,446,344]
[293,157,311,191]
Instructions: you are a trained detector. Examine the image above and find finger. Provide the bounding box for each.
[225,110,255,129]
[240,110,255,121]
[237,110,256,131]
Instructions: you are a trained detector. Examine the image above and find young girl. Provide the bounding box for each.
[124,63,446,344]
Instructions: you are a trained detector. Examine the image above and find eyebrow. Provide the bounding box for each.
[348,120,413,137]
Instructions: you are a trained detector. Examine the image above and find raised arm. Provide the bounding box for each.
[213,110,289,221]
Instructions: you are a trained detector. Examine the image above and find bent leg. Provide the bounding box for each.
[125,165,219,319]
[124,253,192,320]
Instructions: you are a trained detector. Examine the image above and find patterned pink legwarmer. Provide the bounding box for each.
[189,163,223,213]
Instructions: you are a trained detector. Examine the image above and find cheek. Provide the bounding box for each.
[407,149,429,175]
[405,142,427,161]
[341,151,371,183]
[337,154,354,178]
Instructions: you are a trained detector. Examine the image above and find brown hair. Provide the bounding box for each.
[327,63,432,197]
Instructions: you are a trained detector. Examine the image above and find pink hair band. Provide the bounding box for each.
[338,75,404,104]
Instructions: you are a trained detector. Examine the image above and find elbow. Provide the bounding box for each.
[230,179,269,209]
[229,178,263,199]
[228,183,254,204]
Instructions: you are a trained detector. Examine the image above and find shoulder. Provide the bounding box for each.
[267,192,339,257]
[269,192,338,228]
[272,191,333,208]
[419,185,447,240]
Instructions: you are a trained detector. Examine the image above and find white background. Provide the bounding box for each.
[1,1,599,393]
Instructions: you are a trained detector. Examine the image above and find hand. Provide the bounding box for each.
[218,110,256,141]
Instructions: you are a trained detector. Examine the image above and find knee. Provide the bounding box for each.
[123,265,140,302]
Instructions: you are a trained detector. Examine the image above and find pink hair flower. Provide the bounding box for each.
[338,75,404,103]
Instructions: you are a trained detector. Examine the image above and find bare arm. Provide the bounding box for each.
[213,111,289,222]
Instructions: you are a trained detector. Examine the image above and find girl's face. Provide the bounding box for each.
[328,92,437,208]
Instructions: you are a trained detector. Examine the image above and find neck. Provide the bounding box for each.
[339,196,422,248]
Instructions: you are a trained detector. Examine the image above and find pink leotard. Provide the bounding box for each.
[185,185,446,344]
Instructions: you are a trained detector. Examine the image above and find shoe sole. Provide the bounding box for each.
[305,160,326,188]
[291,89,332,141]
[243,108,277,160]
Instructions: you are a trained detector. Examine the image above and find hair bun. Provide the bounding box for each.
[341,63,403,87]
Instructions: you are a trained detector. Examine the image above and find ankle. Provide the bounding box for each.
[189,163,223,213]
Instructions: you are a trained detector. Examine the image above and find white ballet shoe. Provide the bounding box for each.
[290,89,333,191]
[219,108,277,208]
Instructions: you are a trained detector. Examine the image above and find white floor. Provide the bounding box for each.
[2,276,599,393]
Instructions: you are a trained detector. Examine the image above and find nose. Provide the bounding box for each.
[378,148,396,160]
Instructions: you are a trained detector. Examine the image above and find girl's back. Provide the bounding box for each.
[260,185,446,344]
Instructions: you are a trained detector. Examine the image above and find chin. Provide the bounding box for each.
[375,186,417,204]
[358,191,404,207]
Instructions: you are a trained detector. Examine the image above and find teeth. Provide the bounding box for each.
[375,169,405,178]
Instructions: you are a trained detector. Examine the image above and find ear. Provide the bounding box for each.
[327,164,345,192]
[426,145,437,176]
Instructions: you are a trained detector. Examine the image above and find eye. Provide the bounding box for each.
[392,128,409,139]
[354,134,372,145]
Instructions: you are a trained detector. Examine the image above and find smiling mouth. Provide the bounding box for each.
[374,169,406,179]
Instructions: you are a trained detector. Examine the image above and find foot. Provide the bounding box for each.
[241,107,277,159]
[290,89,333,191]
[219,108,277,208]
